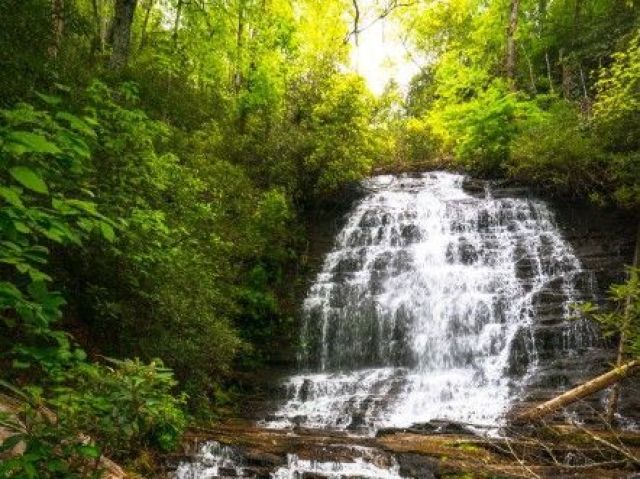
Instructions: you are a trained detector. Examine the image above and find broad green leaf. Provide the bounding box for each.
[0,379,30,401]
[35,91,62,105]
[0,282,24,300]
[0,434,23,452]
[53,82,71,92]
[11,359,30,369]
[0,186,24,207]
[65,198,99,214]
[55,111,96,137]
[100,222,115,242]
[13,221,30,234]
[9,167,48,194]
[5,131,61,155]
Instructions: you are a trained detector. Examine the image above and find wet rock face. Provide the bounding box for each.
[462,177,639,423]
[268,173,639,432]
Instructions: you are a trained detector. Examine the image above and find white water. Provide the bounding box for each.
[174,442,403,479]
[174,172,598,478]
[268,172,592,431]
[272,448,403,479]
[174,442,246,479]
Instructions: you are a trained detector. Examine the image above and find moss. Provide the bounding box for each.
[453,442,481,453]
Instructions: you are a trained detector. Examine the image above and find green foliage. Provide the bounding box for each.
[51,358,187,457]
[0,94,187,476]
[0,358,185,478]
[396,0,640,207]
[594,29,640,151]
[506,100,606,198]
[0,0,639,472]
[305,74,376,194]
[434,80,537,176]
[0,98,114,375]
[579,268,640,358]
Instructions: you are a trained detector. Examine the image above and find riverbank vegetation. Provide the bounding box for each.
[1,0,640,476]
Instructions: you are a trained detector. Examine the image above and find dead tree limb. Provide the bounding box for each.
[570,421,640,467]
[515,360,640,423]
[344,0,416,44]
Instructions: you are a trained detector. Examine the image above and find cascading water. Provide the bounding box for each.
[173,172,602,479]
[268,172,595,432]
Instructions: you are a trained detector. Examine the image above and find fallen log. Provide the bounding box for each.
[514,360,640,423]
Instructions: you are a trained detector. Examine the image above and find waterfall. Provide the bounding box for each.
[172,171,604,479]
[268,172,595,431]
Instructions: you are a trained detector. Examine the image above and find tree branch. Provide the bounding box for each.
[344,0,417,44]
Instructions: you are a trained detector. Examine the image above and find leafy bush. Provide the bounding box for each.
[1,358,186,478]
[580,268,640,358]
[0,95,186,477]
[0,95,115,377]
[305,74,376,194]
[450,81,538,176]
[506,100,607,198]
[594,28,640,152]
[52,358,187,457]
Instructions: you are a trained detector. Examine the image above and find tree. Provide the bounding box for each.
[109,0,138,70]
[49,0,65,58]
[505,0,520,89]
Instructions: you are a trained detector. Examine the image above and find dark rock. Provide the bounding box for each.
[359,210,380,228]
[292,414,308,427]
[243,466,277,479]
[243,451,285,468]
[299,379,312,402]
[490,187,530,198]
[218,466,238,476]
[401,224,422,244]
[347,412,366,430]
[461,178,488,196]
[507,327,532,377]
[407,419,476,435]
[458,238,478,264]
[302,473,330,479]
[396,453,439,479]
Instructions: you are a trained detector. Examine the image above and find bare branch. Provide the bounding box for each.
[344,0,418,44]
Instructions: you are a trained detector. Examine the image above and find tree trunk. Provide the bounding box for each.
[234,0,245,93]
[545,51,554,94]
[91,0,108,53]
[352,0,360,46]
[559,48,572,98]
[537,0,554,94]
[172,0,183,49]
[49,0,64,58]
[520,44,537,93]
[139,0,154,51]
[505,0,520,90]
[515,360,640,423]
[109,0,138,70]
[606,221,640,424]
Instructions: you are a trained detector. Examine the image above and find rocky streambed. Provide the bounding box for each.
[163,420,640,479]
